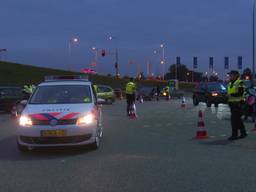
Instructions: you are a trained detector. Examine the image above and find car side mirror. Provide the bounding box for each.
[20,100,28,105]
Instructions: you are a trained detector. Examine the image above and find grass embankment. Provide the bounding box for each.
[0,61,173,89]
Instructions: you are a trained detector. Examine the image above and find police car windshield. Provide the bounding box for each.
[30,85,92,104]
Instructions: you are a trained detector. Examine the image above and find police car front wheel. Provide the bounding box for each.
[17,142,29,153]
[91,136,100,150]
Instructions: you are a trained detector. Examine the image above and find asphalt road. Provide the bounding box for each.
[1,98,256,192]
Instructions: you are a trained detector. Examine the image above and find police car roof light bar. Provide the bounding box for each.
[44,75,89,81]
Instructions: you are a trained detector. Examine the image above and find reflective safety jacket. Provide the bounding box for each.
[227,79,245,102]
[23,84,36,94]
[125,82,136,94]
[164,86,170,93]
[93,85,98,93]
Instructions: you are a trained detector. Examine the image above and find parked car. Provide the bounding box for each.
[0,86,25,112]
[96,85,115,104]
[137,87,155,101]
[193,82,227,107]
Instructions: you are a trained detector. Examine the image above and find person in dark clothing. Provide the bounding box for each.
[227,70,247,140]
[156,85,161,101]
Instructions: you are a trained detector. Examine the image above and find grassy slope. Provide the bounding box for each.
[0,61,168,89]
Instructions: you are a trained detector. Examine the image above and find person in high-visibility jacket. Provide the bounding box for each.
[163,86,170,100]
[93,85,98,93]
[23,84,36,94]
[227,70,247,140]
[125,78,136,116]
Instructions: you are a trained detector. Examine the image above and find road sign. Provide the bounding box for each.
[193,57,198,69]
[238,56,242,70]
[176,57,180,65]
[224,57,229,69]
[209,57,213,69]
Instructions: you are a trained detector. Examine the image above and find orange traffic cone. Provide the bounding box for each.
[181,96,186,108]
[194,110,208,139]
[130,103,137,119]
[251,121,256,132]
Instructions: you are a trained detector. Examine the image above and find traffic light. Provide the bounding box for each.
[101,49,106,57]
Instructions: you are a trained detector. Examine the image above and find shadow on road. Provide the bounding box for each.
[200,139,231,146]
[0,136,93,161]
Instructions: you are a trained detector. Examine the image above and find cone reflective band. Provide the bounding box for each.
[224,57,229,69]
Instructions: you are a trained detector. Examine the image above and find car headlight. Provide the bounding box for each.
[19,115,33,126]
[76,113,94,125]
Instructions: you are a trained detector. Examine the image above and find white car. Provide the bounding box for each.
[17,76,103,152]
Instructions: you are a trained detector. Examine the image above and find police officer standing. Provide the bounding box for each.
[125,78,136,116]
[227,70,247,140]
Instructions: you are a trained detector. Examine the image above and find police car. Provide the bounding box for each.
[17,75,103,152]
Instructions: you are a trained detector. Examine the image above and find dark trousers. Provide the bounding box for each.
[126,94,135,114]
[229,102,247,137]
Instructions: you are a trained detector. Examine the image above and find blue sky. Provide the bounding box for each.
[0,0,253,77]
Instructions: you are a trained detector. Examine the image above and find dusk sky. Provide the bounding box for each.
[0,0,253,78]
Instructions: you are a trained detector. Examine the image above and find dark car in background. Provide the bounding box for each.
[137,87,155,101]
[193,82,227,107]
[0,86,25,112]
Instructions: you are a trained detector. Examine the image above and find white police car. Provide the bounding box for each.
[17,76,103,152]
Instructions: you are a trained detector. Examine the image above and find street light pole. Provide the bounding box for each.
[68,37,79,71]
[115,48,119,78]
[160,43,165,80]
[253,0,255,84]
[107,35,119,78]
[91,47,98,71]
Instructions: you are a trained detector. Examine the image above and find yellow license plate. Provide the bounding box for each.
[41,130,66,137]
